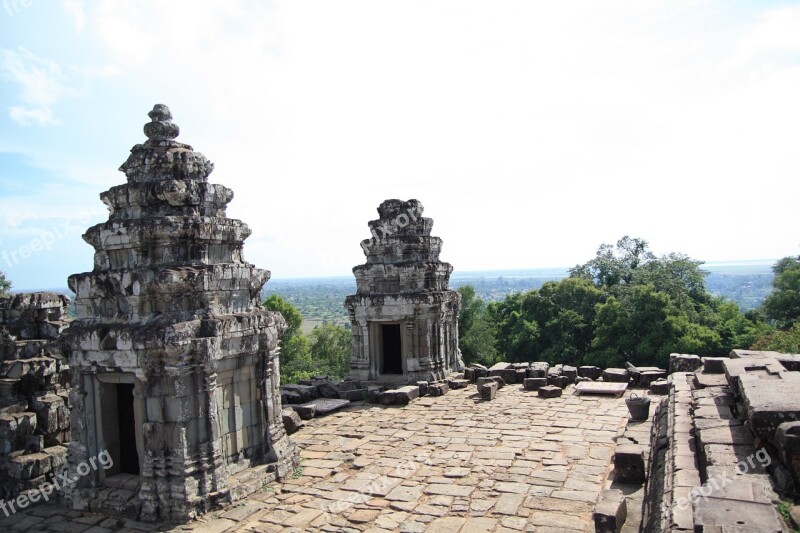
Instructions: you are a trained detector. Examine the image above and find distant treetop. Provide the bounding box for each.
[0,271,11,296]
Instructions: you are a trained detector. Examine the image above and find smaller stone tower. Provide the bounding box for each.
[345,199,464,384]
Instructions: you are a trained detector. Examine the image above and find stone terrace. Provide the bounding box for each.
[0,384,632,532]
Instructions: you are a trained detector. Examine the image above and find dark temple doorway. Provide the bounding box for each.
[381,324,402,374]
[116,383,140,475]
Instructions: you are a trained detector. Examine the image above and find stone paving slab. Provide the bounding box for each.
[0,385,630,532]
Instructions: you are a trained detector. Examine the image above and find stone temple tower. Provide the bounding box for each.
[63,105,297,521]
[345,199,464,383]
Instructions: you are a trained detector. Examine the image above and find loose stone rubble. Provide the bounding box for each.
[61,104,297,521]
[345,199,464,384]
[0,293,70,500]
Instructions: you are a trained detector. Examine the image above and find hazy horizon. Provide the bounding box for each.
[8,257,777,293]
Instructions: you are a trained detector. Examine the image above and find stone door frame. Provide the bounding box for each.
[85,372,146,481]
[368,320,406,377]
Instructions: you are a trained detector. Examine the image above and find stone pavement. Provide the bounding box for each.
[0,385,631,532]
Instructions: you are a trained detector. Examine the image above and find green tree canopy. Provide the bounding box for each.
[0,271,10,296]
[486,237,763,369]
[458,285,481,339]
[458,286,498,366]
[263,294,303,339]
[518,277,605,364]
[263,294,310,383]
[751,323,800,353]
[570,236,655,289]
[761,256,800,329]
[308,324,352,380]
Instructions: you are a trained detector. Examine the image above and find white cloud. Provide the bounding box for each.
[9,105,60,126]
[1,47,68,126]
[737,5,800,65]
[62,0,86,33]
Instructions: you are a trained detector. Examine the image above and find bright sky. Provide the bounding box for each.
[1,1,799,290]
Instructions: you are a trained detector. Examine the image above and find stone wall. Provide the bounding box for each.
[0,292,71,500]
[640,351,798,532]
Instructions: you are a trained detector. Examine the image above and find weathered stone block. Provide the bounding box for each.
[775,421,800,457]
[463,367,475,382]
[447,379,469,389]
[6,452,52,479]
[489,368,517,384]
[416,381,429,397]
[547,375,569,389]
[593,489,627,533]
[429,382,449,397]
[649,379,669,395]
[724,356,786,393]
[538,385,562,399]
[638,370,666,388]
[43,445,68,471]
[367,386,385,403]
[280,390,302,405]
[280,384,317,403]
[669,353,702,374]
[523,378,546,391]
[562,365,577,384]
[702,356,728,374]
[311,379,340,399]
[30,393,67,436]
[476,376,505,389]
[447,379,469,390]
[479,381,498,401]
[301,398,350,416]
[614,444,645,484]
[290,404,317,420]
[740,373,800,440]
[578,366,602,380]
[338,389,368,402]
[693,481,784,532]
[338,379,362,392]
[380,386,419,405]
[527,362,549,379]
[281,409,304,435]
[603,368,629,383]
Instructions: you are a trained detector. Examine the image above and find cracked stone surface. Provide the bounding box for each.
[0,384,630,532]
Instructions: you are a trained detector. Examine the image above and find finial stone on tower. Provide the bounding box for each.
[143,103,180,140]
